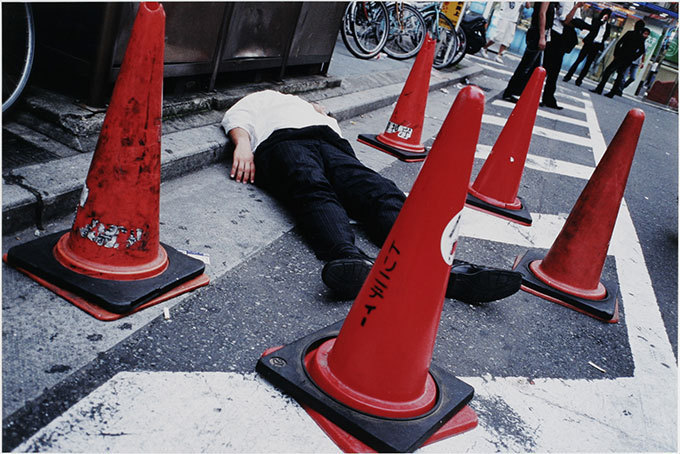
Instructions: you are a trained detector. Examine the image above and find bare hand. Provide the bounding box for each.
[539,35,546,51]
[231,142,255,184]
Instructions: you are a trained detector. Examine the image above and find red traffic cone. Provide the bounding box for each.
[466,66,546,226]
[358,34,436,162]
[513,109,645,322]
[257,86,486,452]
[5,2,209,320]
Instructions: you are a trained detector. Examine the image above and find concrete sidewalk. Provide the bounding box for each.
[2,41,482,234]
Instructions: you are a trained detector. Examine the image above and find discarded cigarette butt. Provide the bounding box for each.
[588,361,606,373]
[163,308,171,320]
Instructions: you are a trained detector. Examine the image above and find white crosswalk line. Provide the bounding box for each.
[492,100,590,127]
[475,144,595,180]
[482,114,593,147]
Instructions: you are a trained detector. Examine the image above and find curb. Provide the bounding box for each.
[2,64,483,235]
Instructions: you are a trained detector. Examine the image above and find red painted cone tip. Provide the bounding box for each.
[469,66,546,208]
[56,2,167,280]
[533,109,644,298]
[307,86,485,418]
[375,34,436,153]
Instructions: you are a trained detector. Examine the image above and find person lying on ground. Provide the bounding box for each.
[221,89,522,301]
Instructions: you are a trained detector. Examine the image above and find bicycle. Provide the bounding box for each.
[419,2,459,69]
[382,2,426,60]
[341,2,389,60]
[2,3,35,113]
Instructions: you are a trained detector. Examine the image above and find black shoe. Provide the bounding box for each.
[540,101,563,110]
[563,75,571,82]
[322,254,373,299]
[604,91,615,98]
[446,260,522,303]
[502,93,519,103]
[589,88,602,95]
[575,79,582,87]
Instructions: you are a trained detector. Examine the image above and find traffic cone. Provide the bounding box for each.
[4,2,209,321]
[357,34,436,162]
[466,66,546,226]
[257,86,485,452]
[513,109,645,323]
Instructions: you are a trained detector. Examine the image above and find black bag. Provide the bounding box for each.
[461,12,487,54]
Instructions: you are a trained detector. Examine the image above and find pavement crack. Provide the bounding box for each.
[3,172,45,230]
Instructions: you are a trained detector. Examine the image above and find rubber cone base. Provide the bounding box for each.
[5,230,208,318]
[358,134,429,162]
[256,321,475,453]
[465,193,533,226]
[303,403,477,453]
[513,250,619,323]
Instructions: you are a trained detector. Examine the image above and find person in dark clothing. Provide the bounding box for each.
[502,2,553,103]
[541,2,583,109]
[563,7,612,86]
[591,20,649,97]
[222,90,522,302]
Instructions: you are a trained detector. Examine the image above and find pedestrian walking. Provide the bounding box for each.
[481,2,527,63]
[562,7,612,86]
[540,2,583,110]
[502,2,554,103]
[590,19,649,97]
[221,90,522,301]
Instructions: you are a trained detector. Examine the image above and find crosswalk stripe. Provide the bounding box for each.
[482,114,592,147]
[475,144,594,180]
[491,100,590,127]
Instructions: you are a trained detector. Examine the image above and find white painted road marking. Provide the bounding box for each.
[482,114,593,147]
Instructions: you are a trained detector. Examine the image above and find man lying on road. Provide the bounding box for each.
[222,89,521,301]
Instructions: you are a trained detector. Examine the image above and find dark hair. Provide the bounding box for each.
[599,8,612,20]
[642,27,651,35]
[634,19,646,31]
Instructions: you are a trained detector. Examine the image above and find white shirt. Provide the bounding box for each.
[552,2,578,35]
[221,90,342,152]
[594,21,607,43]
[497,2,521,23]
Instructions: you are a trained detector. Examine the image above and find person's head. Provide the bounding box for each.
[599,8,612,21]
[642,27,651,39]
[634,19,646,32]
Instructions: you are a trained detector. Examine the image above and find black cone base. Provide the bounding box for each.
[5,230,206,315]
[256,321,474,453]
[358,134,429,162]
[466,193,533,226]
[513,250,619,323]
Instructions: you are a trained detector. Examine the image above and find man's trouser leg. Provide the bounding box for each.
[314,132,406,248]
[577,48,598,83]
[254,135,360,261]
[565,45,589,81]
[542,37,565,104]
[504,45,542,97]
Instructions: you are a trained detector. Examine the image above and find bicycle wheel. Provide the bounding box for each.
[341,2,388,59]
[449,27,467,66]
[422,11,458,69]
[384,3,426,60]
[2,3,35,113]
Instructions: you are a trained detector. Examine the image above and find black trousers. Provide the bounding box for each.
[596,57,628,93]
[254,126,406,261]
[542,33,567,105]
[564,41,601,83]
[503,40,543,98]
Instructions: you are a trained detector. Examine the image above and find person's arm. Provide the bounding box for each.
[228,127,255,184]
[564,2,583,26]
[538,2,548,50]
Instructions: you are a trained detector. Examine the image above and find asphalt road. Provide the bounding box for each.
[3,52,678,452]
